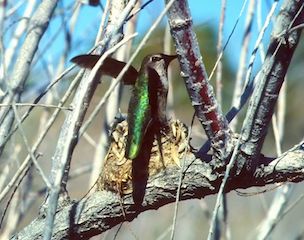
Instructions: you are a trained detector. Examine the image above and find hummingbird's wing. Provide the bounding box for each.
[71,54,138,85]
[125,72,151,160]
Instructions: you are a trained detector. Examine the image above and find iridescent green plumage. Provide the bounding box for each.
[125,54,177,160]
[125,69,151,159]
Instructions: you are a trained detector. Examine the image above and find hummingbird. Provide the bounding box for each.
[71,53,177,160]
[125,53,177,159]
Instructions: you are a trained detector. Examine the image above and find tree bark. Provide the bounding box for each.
[12,141,304,240]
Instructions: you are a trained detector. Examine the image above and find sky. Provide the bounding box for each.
[67,0,277,71]
[4,0,279,80]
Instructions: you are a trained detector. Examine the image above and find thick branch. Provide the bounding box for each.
[165,0,231,158]
[238,0,304,173]
[12,141,304,240]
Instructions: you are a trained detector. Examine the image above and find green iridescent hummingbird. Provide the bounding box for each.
[71,53,177,159]
[125,53,177,159]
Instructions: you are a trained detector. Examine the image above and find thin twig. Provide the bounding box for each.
[95,0,111,42]
[209,0,249,80]
[206,138,242,240]
[1,0,36,78]
[0,162,32,229]
[126,0,154,21]
[214,1,228,238]
[230,0,255,131]
[240,0,278,99]
[11,102,52,189]
[0,103,72,110]
[215,0,226,105]
[170,114,194,240]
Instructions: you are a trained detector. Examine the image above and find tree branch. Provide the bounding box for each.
[237,0,304,173]
[12,140,304,240]
[165,0,231,160]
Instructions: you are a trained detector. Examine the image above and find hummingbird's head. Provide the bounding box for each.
[145,53,177,73]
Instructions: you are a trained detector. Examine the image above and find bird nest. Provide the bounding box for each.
[96,119,189,195]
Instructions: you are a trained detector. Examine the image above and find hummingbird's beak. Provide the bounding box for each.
[162,54,178,68]
[164,54,178,63]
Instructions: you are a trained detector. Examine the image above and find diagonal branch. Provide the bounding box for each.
[165,0,231,160]
[237,0,304,173]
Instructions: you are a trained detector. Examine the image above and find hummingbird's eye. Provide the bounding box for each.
[151,56,161,62]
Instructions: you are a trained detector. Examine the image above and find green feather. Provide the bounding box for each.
[125,71,151,159]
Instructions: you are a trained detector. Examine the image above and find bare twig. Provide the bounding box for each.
[0,103,72,110]
[209,0,249,82]
[230,0,255,131]
[126,0,154,21]
[10,102,51,189]
[95,0,111,42]
[214,1,228,238]
[215,0,226,105]
[240,0,279,105]
[170,118,193,240]
[256,184,293,240]
[0,162,32,231]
